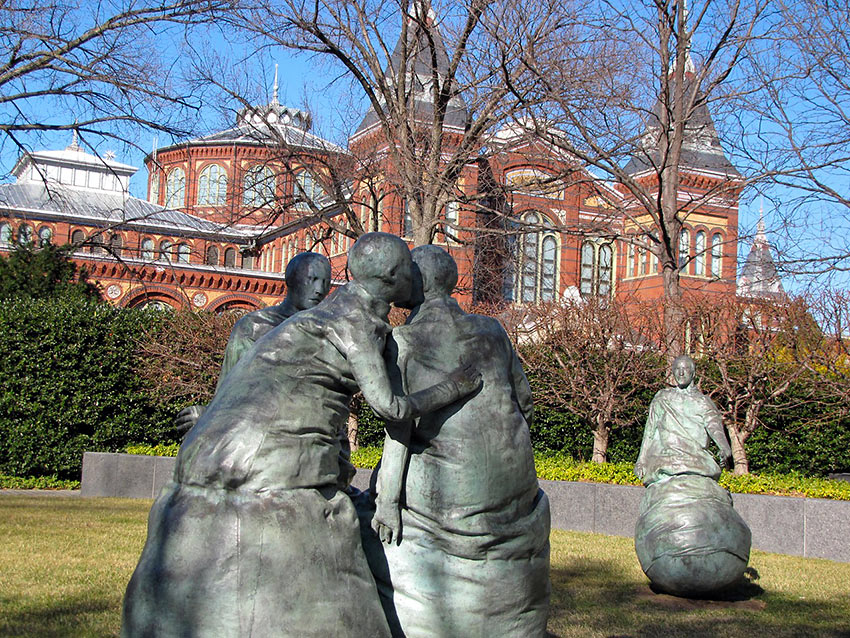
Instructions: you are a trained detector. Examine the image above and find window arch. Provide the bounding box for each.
[243,165,276,207]
[205,245,219,266]
[711,233,723,277]
[198,164,227,206]
[165,168,186,208]
[224,247,237,268]
[503,212,559,303]
[177,243,191,264]
[159,240,173,262]
[71,229,85,246]
[18,224,33,245]
[110,233,123,256]
[0,223,11,245]
[38,226,53,247]
[141,238,154,261]
[580,239,614,298]
[694,230,706,276]
[678,228,690,271]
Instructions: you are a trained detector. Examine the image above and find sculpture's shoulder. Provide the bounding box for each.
[231,305,290,342]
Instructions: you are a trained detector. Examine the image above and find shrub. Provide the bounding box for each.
[0,295,178,479]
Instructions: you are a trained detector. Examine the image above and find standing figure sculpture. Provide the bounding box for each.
[634,355,751,597]
[174,251,332,431]
[362,245,550,638]
[122,234,481,638]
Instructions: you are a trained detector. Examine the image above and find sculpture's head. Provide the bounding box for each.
[411,245,458,301]
[348,232,412,305]
[671,355,696,389]
[285,252,332,311]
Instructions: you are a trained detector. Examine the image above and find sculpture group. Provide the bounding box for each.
[122,234,551,638]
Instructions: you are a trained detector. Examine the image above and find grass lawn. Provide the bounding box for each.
[1,494,849,638]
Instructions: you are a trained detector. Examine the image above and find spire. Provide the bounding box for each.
[738,207,785,299]
[66,126,81,152]
[271,64,280,107]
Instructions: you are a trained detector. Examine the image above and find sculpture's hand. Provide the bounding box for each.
[371,501,402,545]
[174,405,205,436]
[449,361,483,396]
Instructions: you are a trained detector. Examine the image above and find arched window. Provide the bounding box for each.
[177,243,190,264]
[205,245,219,266]
[71,229,85,246]
[18,224,33,245]
[110,234,123,256]
[141,238,154,261]
[241,253,254,269]
[580,239,614,298]
[243,165,276,207]
[503,212,559,303]
[711,233,723,277]
[626,243,634,278]
[638,245,647,276]
[295,170,325,208]
[38,226,53,247]
[694,231,706,276]
[198,164,227,206]
[678,229,690,271]
[159,240,173,262]
[165,168,186,208]
[0,223,11,245]
[91,234,107,255]
[224,247,237,267]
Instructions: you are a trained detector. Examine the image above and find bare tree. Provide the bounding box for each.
[0,0,232,160]
[509,0,770,356]
[513,298,665,463]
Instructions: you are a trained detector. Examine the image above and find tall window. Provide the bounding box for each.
[711,233,723,277]
[678,229,690,271]
[38,227,53,247]
[626,243,634,278]
[165,168,185,208]
[206,245,219,266]
[695,231,706,276]
[503,212,559,303]
[580,240,614,298]
[224,247,237,267]
[71,229,85,246]
[198,164,227,206]
[159,240,173,262]
[149,172,160,204]
[444,201,459,243]
[18,224,33,245]
[0,223,11,245]
[110,234,123,256]
[177,243,191,264]
[141,238,154,260]
[91,234,107,255]
[243,165,276,207]
[295,170,325,208]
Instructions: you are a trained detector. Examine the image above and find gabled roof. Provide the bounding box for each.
[737,219,784,298]
[624,73,740,178]
[352,8,470,138]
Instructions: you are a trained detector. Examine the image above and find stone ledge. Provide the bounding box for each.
[81,452,850,563]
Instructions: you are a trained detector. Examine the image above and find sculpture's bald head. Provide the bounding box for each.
[672,355,696,389]
[348,232,412,304]
[411,245,458,297]
[284,252,331,311]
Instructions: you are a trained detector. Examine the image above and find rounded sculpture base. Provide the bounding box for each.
[635,475,751,598]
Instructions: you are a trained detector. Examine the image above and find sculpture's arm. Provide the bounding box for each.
[634,398,659,481]
[348,340,480,424]
[704,399,733,468]
[510,350,534,426]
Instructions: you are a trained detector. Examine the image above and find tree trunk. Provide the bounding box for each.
[347,412,359,452]
[727,423,749,475]
[591,425,610,463]
[661,258,685,360]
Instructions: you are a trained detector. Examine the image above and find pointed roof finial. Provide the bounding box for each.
[756,196,768,245]
[271,64,280,107]
[67,124,81,152]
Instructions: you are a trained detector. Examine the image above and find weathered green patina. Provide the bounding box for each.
[121,234,481,638]
[634,355,751,597]
[361,245,550,638]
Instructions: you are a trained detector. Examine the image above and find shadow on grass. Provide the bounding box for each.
[0,594,117,638]
[547,558,850,638]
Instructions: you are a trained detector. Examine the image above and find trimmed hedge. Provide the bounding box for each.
[0,296,179,479]
[0,474,80,490]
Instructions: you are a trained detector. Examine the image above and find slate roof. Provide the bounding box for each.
[0,182,250,238]
[353,14,470,137]
[624,76,739,177]
[737,221,785,298]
